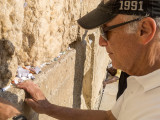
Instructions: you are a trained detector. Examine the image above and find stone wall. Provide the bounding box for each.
[0,0,110,119]
[0,50,76,120]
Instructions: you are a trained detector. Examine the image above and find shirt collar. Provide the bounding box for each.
[127,69,160,92]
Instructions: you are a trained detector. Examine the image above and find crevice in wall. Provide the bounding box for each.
[82,33,95,109]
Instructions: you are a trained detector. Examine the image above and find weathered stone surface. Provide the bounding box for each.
[0,0,102,85]
[0,49,75,120]
[91,31,110,109]
[21,0,81,66]
[81,30,109,109]
[99,82,118,111]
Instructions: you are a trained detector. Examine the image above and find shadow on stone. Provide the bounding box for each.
[70,30,88,108]
[0,39,15,88]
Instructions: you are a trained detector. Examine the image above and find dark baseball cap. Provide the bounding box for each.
[77,0,160,29]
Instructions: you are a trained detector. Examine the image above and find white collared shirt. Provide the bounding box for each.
[111,69,160,120]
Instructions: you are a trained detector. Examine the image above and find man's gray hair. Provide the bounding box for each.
[122,15,160,37]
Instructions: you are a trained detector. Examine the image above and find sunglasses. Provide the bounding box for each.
[99,16,148,41]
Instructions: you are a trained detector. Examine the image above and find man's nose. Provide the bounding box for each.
[99,35,108,47]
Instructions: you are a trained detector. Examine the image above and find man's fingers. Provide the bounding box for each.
[16,81,36,92]
[17,81,45,101]
[16,82,26,89]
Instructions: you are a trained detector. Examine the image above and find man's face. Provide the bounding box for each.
[99,15,142,72]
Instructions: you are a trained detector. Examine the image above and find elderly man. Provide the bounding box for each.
[1,0,160,119]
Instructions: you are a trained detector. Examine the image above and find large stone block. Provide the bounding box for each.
[0,49,76,120]
[80,29,109,109]
[19,0,81,67]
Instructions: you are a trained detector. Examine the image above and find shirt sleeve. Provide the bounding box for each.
[111,93,124,119]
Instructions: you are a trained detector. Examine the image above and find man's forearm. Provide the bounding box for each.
[45,104,116,120]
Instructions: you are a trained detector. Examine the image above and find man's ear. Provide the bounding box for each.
[139,17,156,45]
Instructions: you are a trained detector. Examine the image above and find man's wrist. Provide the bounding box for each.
[45,103,57,117]
[42,100,52,115]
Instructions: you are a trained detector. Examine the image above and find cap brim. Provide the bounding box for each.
[77,8,116,29]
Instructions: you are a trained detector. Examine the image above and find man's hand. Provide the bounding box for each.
[0,97,21,120]
[17,81,116,120]
[16,81,51,114]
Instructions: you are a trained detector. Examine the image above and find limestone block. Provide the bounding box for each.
[81,29,109,109]
[91,30,110,109]
[37,49,76,120]
[21,0,81,67]
[0,49,75,120]
[78,0,108,109]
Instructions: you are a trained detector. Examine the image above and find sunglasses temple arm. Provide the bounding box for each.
[104,17,144,31]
